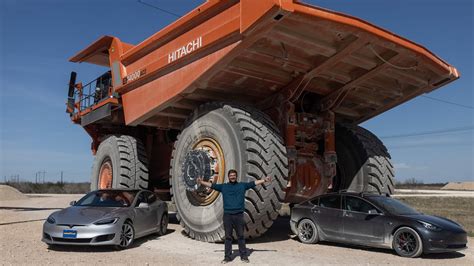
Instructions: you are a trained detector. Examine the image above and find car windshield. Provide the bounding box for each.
[368,196,420,215]
[75,190,138,207]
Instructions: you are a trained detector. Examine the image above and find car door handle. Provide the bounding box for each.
[312,209,320,213]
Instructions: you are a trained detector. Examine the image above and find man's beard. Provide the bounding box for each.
[229,179,237,183]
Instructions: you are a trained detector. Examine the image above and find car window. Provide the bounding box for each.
[319,195,341,209]
[75,190,137,207]
[78,193,95,205]
[344,196,377,213]
[135,192,147,207]
[310,198,319,206]
[144,191,157,204]
[368,196,419,215]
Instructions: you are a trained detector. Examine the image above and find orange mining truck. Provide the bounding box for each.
[67,0,459,242]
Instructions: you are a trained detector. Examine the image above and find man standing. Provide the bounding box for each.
[197,169,271,264]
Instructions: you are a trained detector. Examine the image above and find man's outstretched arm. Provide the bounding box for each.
[196,177,212,188]
[255,176,272,186]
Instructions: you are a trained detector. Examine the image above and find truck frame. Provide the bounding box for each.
[66,0,459,242]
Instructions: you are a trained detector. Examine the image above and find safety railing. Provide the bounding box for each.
[68,71,112,114]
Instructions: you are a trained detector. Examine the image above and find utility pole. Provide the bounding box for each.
[60,171,64,184]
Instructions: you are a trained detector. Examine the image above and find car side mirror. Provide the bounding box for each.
[137,202,149,209]
[69,201,76,206]
[368,209,380,215]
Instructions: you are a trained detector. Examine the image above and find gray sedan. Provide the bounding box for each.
[290,192,467,257]
[42,189,168,249]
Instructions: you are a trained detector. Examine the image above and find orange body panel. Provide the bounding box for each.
[70,0,458,128]
[122,42,239,126]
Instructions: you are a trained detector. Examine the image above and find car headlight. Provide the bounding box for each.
[93,217,119,225]
[418,221,442,231]
[46,216,56,224]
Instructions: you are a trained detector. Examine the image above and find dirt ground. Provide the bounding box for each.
[0,194,472,265]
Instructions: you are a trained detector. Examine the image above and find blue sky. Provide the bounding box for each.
[0,0,472,183]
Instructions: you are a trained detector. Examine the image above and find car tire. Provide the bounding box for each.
[91,135,149,190]
[158,213,168,236]
[334,125,395,194]
[116,221,135,250]
[392,227,423,258]
[170,102,288,242]
[297,219,319,244]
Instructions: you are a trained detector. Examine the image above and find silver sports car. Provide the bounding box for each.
[42,189,168,249]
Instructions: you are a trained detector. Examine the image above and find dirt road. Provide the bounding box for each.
[1,194,472,265]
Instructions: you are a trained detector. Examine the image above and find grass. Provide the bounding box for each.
[397,197,474,237]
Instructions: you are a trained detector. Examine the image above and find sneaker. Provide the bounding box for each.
[221,259,231,264]
[241,258,250,263]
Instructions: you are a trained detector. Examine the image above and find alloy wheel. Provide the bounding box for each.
[395,231,417,255]
[393,227,423,257]
[297,219,318,244]
[119,223,134,248]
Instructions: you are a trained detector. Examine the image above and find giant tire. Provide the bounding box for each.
[91,135,149,190]
[170,103,289,242]
[334,125,395,194]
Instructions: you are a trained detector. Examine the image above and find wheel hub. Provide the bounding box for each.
[98,159,113,189]
[182,149,213,191]
[181,138,225,206]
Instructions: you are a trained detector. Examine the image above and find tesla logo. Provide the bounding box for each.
[68,225,74,228]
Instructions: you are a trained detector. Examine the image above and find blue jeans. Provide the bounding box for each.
[223,213,247,260]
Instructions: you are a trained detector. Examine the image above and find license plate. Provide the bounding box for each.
[63,230,77,238]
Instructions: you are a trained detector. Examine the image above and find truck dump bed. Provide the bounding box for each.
[70,0,459,129]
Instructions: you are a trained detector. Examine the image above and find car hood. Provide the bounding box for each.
[52,206,130,225]
[404,214,465,232]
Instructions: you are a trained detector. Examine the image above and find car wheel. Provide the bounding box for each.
[158,213,169,236]
[297,219,319,244]
[117,221,135,249]
[392,227,423,258]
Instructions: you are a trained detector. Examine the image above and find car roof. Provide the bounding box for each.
[300,191,388,204]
